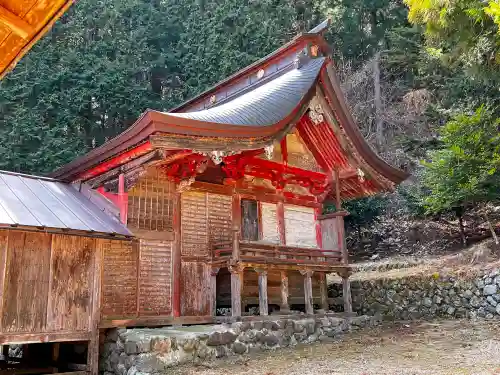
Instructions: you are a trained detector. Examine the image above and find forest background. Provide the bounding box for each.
[0,0,499,260]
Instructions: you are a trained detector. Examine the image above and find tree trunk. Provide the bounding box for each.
[483,213,499,245]
[373,51,383,151]
[454,207,467,247]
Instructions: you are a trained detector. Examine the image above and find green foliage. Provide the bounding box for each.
[404,0,500,82]
[340,195,388,231]
[422,106,500,214]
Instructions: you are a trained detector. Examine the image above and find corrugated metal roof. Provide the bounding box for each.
[0,171,131,236]
[168,57,325,126]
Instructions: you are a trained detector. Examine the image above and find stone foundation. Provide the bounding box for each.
[100,314,378,375]
[330,267,500,320]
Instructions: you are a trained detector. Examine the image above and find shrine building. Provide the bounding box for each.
[51,20,408,325]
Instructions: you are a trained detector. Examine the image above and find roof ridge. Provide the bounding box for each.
[0,169,61,182]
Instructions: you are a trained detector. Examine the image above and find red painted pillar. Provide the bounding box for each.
[118,173,128,225]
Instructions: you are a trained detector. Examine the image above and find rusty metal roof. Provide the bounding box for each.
[0,170,131,236]
[169,57,325,126]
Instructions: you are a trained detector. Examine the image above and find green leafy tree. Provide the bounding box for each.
[422,106,500,245]
[404,0,500,82]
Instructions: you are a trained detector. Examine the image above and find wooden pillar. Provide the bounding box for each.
[229,265,243,317]
[342,275,353,314]
[210,268,219,316]
[172,191,182,317]
[319,273,329,311]
[314,206,323,249]
[276,200,286,245]
[301,270,314,315]
[118,173,128,224]
[332,170,348,265]
[280,271,290,312]
[232,191,241,261]
[256,269,268,316]
[51,343,60,373]
[88,240,103,375]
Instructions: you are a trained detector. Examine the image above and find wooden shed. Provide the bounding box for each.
[0,171,132,375]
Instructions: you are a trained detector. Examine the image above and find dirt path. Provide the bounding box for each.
[170,320,500,375]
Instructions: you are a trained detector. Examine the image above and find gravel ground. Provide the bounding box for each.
[170,319,500,375]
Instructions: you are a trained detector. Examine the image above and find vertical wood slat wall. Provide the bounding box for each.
[127,169,174,232]
[0,230,100,336]
[180,191,232,316]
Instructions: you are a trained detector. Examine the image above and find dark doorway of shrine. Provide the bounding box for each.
[241,199,259,241]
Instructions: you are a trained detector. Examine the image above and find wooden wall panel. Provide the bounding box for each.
[181,191,208,257]
[47,235,94,332]
[320,217,340,251]
[243,269,281,305]
[207,193,232,245]
[2,232,51,333]
[181,262,210,316]
[128,168,175,232]
[288,271,321,305]
[284,205,316,247]
[261,202,279,244]
[101,240,138,318]
[138,239,172,316]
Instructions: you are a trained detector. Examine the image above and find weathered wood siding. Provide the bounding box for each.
[180,262,211,316]
[101,239,138,318]
[181,191,208,257]
[208,193,232,245]
[138,239,172,316]
[284,205,316,247]
[47,235,93,332]
[0,230,107,337]
[2,231,51,333]
[179,190,231,316]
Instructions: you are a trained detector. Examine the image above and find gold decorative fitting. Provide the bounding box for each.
[310,45,319,57]
[257,69,265,79]
[209,95,217,104]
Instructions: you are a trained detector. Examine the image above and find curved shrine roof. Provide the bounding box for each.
[169,57,325,127]
[50,20,409,199]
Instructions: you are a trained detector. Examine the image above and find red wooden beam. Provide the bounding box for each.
[118,173,128,224]
[77,141,153,181]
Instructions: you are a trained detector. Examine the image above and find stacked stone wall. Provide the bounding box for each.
[330,268,500,320]
[100,315,377,375]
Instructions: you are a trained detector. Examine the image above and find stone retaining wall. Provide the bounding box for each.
[330,267,500,320]
[100,314,377,375]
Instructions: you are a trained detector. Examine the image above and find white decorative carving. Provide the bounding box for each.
[210,150,225,164]
[357,168,365,182]
[264,144,274,160]
[177,177,195,192]
[308,96,324,125]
